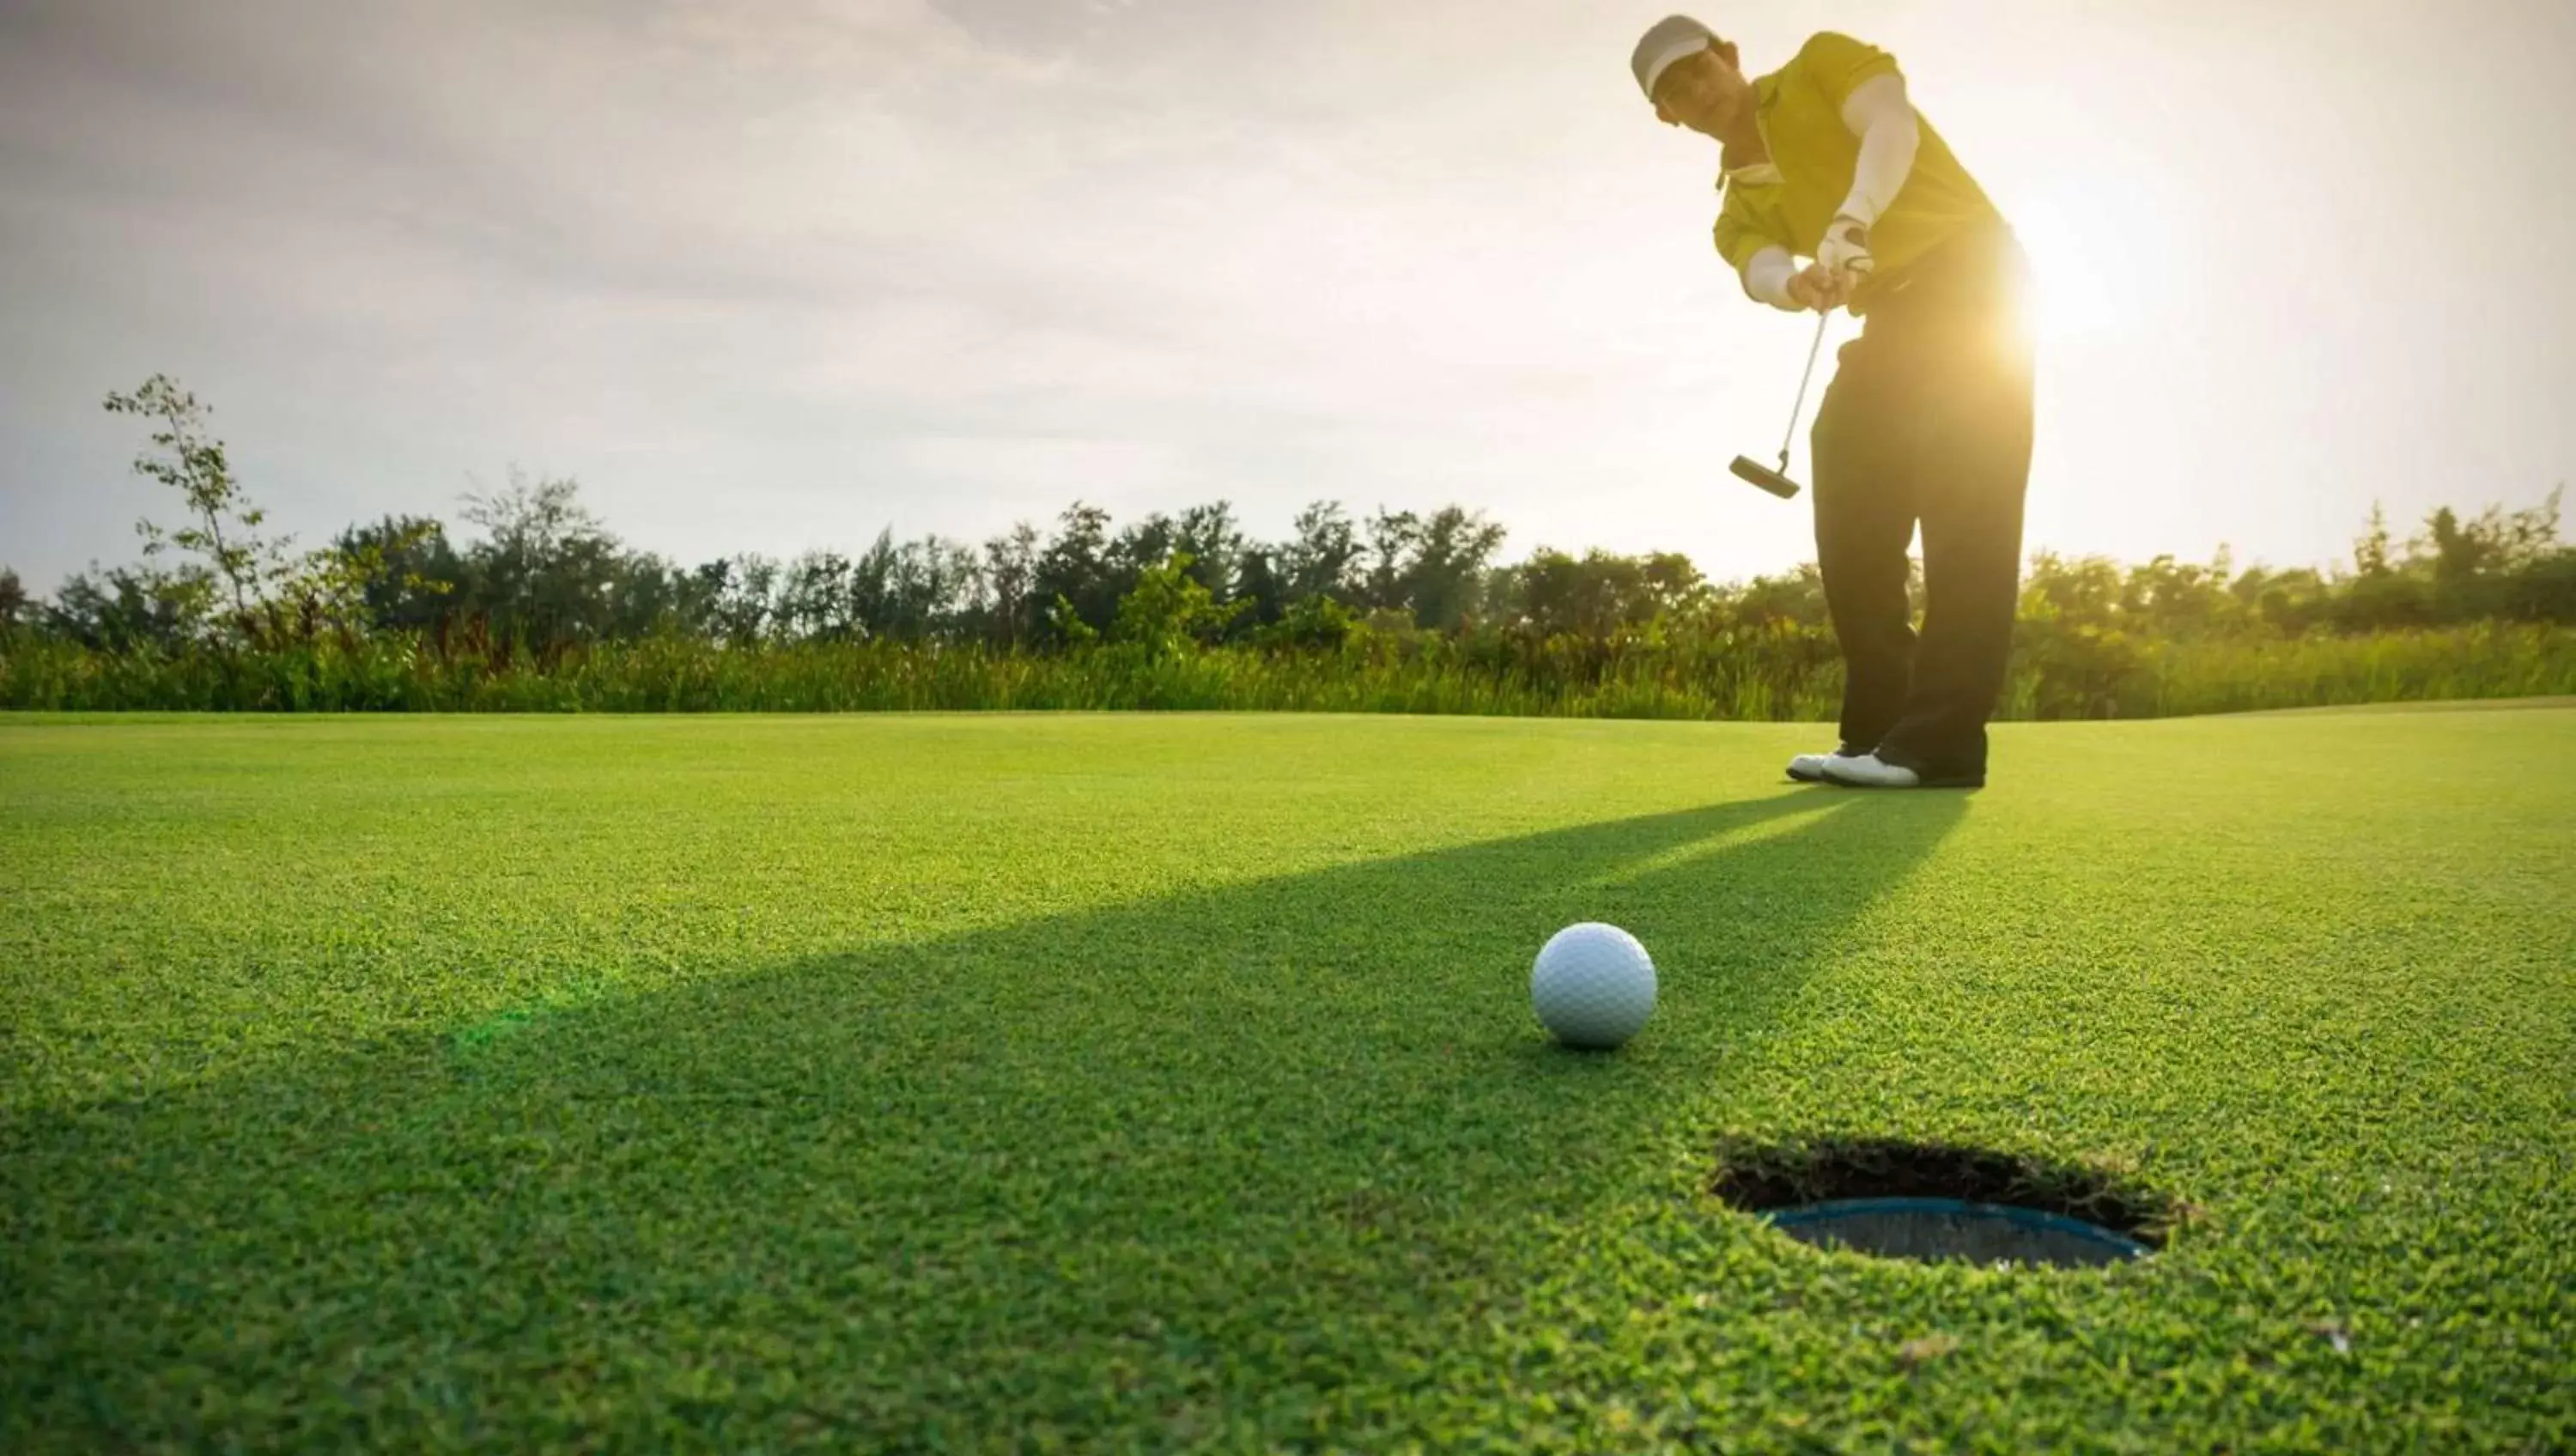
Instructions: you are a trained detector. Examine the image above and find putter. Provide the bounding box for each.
[1729,309,1831,499]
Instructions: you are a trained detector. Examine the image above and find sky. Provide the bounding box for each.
[3,0,2572,594]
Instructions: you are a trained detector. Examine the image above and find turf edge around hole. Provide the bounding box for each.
[1711,1134,2186,1270]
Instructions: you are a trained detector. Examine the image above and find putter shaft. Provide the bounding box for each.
[1729,311,1831,500]
[1777,310,1830,471]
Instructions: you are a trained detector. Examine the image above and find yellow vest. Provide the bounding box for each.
[1711,32,2003,312]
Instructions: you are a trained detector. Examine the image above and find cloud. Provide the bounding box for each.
[3,0,2568,593]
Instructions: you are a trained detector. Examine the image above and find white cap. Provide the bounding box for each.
[1631,15,1716,104]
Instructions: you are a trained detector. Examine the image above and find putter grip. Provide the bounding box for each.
[1729,456,1801,500]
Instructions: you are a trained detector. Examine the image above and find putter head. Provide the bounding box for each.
[1729,455,1802,500]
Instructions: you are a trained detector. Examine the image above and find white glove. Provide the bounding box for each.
[1815,214,1874,286]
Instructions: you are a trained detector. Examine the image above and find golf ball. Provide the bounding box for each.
[1530,922,1656,1049]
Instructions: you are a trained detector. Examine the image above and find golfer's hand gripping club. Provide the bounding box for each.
[1815,214,1874,286]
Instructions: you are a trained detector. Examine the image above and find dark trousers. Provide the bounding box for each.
[1809,226,2035,781]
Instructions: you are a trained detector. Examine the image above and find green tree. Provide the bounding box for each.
[1228,545,1286,635]
[701,555,781,646]
[1386,507,1507,630]
[1170,502,1246,603]
[981,522,1042,646]
[780,550,860,640]
[2421,490,2561,622]
[1034,503,1118,641]
[41,565,210,652]
[456,473,629,647]
[103,375,437,646]
[1721,563,1832,629]
[2120,553,2239,637]
[1359,509,1419,613]
[1259,593,1362,651]
[104,375,282,628]
[1508,549,1586,639]
[2336,501,2428,629]
[2354,502,2395,578]
[1639,552,1708,617]
[332,516,465,633]
[1283,501,1362,604]
[880,537,982,640]
[1047,593,1099,648]
[1113,553,1249,659]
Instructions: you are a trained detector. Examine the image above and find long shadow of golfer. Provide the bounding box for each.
[9,788,1966,1447]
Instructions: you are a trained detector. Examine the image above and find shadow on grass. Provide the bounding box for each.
[6,788,1966,1449]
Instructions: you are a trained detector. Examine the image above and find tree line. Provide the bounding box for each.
[4,377,2573,700]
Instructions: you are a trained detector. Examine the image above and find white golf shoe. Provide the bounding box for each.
[1786,745,1874,783]
[1822,749,2004,789]
[1820,751,1924,788]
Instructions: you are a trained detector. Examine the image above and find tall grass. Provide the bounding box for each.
[0,634,1813,717]
[6,623,2572,719]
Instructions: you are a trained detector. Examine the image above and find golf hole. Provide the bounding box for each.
[1712,1135,2179,1270]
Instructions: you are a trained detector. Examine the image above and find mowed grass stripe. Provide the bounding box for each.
[2,711,2570,1452]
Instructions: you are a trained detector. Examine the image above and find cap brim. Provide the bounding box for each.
[1637,36,1708,103]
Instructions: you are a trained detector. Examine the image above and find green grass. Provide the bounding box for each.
[3,711,2571,1452]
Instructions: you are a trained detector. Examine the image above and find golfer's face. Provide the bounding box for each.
[1653,49,1741,138]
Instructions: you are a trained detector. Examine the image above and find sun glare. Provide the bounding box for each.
[2007,173,2182,349]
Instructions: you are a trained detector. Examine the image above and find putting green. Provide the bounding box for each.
[3,711,2570,1451]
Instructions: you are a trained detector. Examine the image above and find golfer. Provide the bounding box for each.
[1632,17,2033,788]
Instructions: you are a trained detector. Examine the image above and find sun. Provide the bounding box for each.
[2005,167,2185,349]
